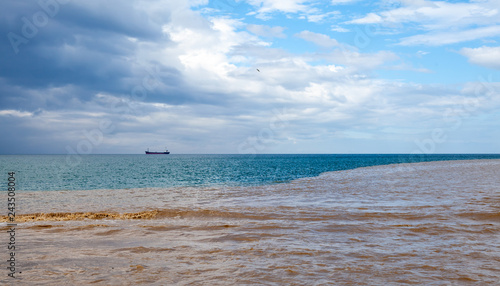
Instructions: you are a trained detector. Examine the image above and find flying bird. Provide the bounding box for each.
[256,69,260,72]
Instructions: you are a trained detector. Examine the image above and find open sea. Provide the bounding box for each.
[1,154,499,285]
[2,154,500,191]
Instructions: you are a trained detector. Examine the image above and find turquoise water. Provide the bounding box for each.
[2,154,500,191]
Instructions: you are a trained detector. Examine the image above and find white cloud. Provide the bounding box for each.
[398,25,500,46]
[0,110,33,117]
[246,0,310,19]
[331,0,359,5]
[331,25,349,33]
[346,0,500,46]
[295,31,339,48]
[247,24,287,38]
[349,1,499,28]
[416,50,429,57]
[305,11,341,23]
[328,49,400,71]
[162,15,264,90]
[460,46,500,70]
[245,0,337,23]
[348,13,382,24]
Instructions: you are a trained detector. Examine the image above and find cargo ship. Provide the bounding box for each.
[145,148,170,154]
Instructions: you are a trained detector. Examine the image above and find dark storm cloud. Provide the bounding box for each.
[0,115,63,154]
[0,0,182,112]
[55,1,163,40]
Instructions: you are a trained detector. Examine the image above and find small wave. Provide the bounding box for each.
[111,247,175,254]
[457,211,500,221]
[154,209,270,220]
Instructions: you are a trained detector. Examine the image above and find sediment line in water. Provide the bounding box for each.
[0,210,160,222]
[5,208,499,223]
[0,209,267,222]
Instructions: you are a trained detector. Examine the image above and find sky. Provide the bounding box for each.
[1,0,499,154]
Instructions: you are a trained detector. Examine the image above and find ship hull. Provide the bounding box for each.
[145,151,170,154]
